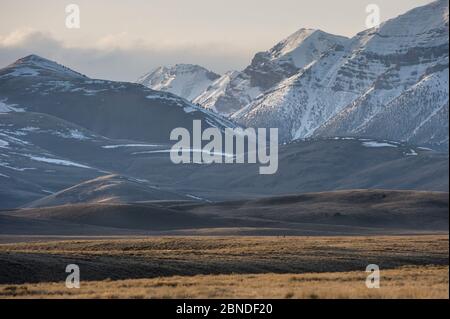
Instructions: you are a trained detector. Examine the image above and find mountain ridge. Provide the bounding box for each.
[135,1,449,150]
[232,0,449,150]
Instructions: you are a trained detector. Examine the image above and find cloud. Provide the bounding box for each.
[0,29,251,81]
[0,29,61,54]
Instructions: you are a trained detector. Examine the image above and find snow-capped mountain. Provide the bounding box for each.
[0,55,234,143]
[192,29,348,115]
[137,64,220,101]
[0,55,448,210]
[1,54,87,80]
[233,0,449,150]
[245,29,349,90]
[0,55,236,208]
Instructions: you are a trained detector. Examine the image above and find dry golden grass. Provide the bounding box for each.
[0,235,448,285]
[0,265,447,299]
[0,235,448,299]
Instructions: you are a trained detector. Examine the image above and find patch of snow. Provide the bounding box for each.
[183,106,196,113]
[332,137,357,141]
[2,67,39,77]
[24,155,92,169]
[96,197,116,203]
[146,94,184,105]
[84,80,106,85]
[128,177,150,184]
[102,144,160,149]
[0,132,30,145]
[4,130,27,137]
[0,139,9,148]
[133,149,235,158]
[21,127,40,132]
[405,149,418,156]
[44,81,74,92]
[185,194,212,203]
[70,87,107,96]
[0,173,10,178]
[362,141,399,148]
[55,129,90,140]
[0,100,25,113]
[0,161,36,171]
[186,194,204,201]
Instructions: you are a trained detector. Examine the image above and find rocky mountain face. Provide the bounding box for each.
[138,29,348,116]
[192,29,348,115]
[137,2,448,151]
[137,64,220,101]
[233,0,449,150]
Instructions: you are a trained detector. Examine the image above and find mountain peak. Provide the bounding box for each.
[173,63,209,70]
[194,29,351,115]
[4,54,87,79]
[285,28,318,39]
[16,54,49,63]
[137,64,220,101]
[149,64,218,76]
[234,0,449,149]
[267,28,349,68]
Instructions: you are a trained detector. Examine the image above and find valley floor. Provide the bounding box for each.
[0,235,448,299]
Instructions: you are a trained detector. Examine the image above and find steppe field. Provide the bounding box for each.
[0,235,448,299]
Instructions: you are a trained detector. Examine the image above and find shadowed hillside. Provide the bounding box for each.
[1,190,448,236]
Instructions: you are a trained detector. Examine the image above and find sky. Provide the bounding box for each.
[0,0,434,81]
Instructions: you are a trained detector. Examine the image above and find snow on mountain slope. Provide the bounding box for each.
[313,0,449,149]
[232,42,358,141]
[354,0,448,55]
[0,55,236,144]
[0,99,24,112]
[137,64,220,101]
[0,55,87,80]
[233,0,449,149]
[193,70,262,116]
[352,67,449,148]
[193,29,348,116]
[247,29,349,89]
[315,61,449,147]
